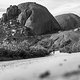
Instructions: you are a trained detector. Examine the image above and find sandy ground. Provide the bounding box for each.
[0,52,80,80]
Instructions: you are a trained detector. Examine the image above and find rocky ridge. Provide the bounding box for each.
[0,2,80,60]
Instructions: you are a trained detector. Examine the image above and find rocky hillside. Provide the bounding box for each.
[0,2,80,60]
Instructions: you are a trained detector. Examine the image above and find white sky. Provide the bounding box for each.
[0,0,80,16]
[0,0,80,9]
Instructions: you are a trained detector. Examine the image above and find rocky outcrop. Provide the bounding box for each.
[1,2,80,61]
[0,40,49,61]
[1,28,80,60]
[55,13,80,31]
[2,13,7,22]
[0,19,50,61]
[0,20,80,60]
[6,5,21,20]
[1,5,21,23]
[37,29,80,53]
[17,2,61,35]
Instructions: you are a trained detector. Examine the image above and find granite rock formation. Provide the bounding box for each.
[0,2,80,61]
[2,13,7,22]
[6,5,21,20]
[0,19,49,61]
[1,5,21,23]
[17,2,61,35]
[55,13,80,31]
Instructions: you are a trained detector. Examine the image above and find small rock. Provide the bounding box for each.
[59,63,63,66]
[39,71,50,78]
[64,59,67,61]
[78,65,80,69]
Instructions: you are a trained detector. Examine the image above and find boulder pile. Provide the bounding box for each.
[0,2,80,60]
[0,2,61,60]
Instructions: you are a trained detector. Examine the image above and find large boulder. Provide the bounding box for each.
[17,2,61,35]
[55,13,80,31]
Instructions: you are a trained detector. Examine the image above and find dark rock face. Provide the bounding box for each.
[17,10,32,26]
[55,13,80,31]
[2,13,7,22]
[0,20,80,60]
[17,2,61,35]
[6,5,21,20]
[0,2,60,61]
[18,2,35,12]
[1,5,21,23]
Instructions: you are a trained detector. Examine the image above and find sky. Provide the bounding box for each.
[0,0,80,16]
[0,0,80,9]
